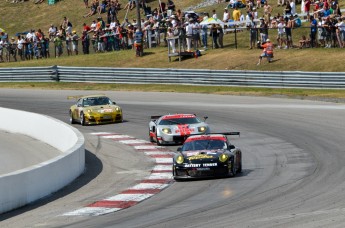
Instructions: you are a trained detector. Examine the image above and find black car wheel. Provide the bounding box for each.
[228,160,236,177]
[237,161,242,173]
[155,133,161,145]
[80,112,86,126]
[69,110,76,124]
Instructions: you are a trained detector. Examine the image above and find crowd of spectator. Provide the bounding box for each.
[0,0,344,63]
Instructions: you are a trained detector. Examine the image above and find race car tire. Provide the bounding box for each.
[69,110,76,124]
[155,133,161,145]
[228,160,236,177]
[237,161,242,173]
[149,135,154,143]
[80,112,86,126]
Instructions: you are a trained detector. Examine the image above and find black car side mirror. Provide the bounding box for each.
[228,145,235,150]
[113,102,116,105]
[177,147,182,152]
[204,116,208,121]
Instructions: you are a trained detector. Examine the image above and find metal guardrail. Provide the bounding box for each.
[0,66,345,89]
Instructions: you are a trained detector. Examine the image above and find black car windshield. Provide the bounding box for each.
[159,117,201,125]
[83,97,112,107]
[181,140,227,151]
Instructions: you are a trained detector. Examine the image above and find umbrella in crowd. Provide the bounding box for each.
[200,17,225,26]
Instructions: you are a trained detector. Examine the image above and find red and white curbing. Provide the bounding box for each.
[63,132,174,216]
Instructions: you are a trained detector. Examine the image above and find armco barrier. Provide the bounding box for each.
[1,66,345,88]
[0,107,85,214]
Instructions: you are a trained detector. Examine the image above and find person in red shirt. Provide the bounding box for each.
[83,23,91,32]
[257,39,274,65]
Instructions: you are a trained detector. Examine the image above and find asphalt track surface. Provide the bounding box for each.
[1,89,345,228]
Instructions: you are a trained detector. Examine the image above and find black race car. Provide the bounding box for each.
[173,132,242,180]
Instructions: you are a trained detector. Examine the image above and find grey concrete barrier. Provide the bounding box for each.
[0,107,85,214]
[1,66,345,88]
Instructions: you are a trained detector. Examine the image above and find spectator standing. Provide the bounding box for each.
[223,8,230,22]
[248,16,257,49]
[0,38,4,62]
[277,16,287,48]
[217,24,224,48]
[201,16,208,50]
[82,30,90,54]
[323,16,332,48]
[317,17,326,46]
[2,38,9,62]
[17,36,25,60]
[210,23,219,48]
[284,2,292,15]
[212,9,218,19]
[48,24,56,40]
[285,15,294,48]
[71,31,80,55]
[304,0,311,21]
[336,17,345,48]
[311,15,319,47]
[290,0,296,16]
[9,37,17,62]
[233,7,241,21]
[263,1,273,24]
[167,0,175,12]
[259,18,268,43]
[54,34,63,57]
[185,20,193,51]
[167,27,176,53]
[65,32,72,55]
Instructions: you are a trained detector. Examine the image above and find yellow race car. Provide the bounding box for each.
[69,95,123,125]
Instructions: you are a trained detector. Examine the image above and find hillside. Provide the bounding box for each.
[0,0,344,72]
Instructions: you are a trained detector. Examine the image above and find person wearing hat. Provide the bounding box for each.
[71,30,80,55]
[257,38,274,65]
[8,37,17,62]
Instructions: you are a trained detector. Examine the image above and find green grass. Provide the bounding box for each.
[2,82,345,102]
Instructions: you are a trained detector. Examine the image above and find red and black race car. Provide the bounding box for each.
[173,132,242,179]
[149,114,210,145]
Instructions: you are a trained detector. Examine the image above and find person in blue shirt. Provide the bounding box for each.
[310,15,318,47]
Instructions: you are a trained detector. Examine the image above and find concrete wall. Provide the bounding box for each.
[0,107,85,214]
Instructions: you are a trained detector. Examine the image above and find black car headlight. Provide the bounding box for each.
[198,126,207,132]
[162,128,172,134]
[219,153,229,163]
[175,155,184,164]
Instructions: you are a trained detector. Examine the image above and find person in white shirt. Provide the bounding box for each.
[109,19,117,30]
[17,36,25,60]
[212,9,218,19]
[277,17,287,49]
[0,39,4,62]
[185,20,193,51]
[48,24,57,40]
[223,8,230,22]
[90,20,97,31]
[290,0,296,16]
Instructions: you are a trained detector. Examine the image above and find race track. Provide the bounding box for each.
[1,89,345,228]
